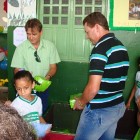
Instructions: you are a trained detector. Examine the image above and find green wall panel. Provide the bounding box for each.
[72,28,90,62]
[55,28,70,59]
[48,61,89,106]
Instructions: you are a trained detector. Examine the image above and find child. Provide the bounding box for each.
[5,70,52,138]
[126,57,140,126]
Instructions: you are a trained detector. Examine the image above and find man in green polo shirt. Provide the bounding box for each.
[11,18,61,114]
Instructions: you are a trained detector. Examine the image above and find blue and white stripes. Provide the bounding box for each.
[101,76,128,83]
[90,93,122,103]
[105,61,129,69]
[90,54,108,62]
[88,33,129,108]
[106,45,127,57]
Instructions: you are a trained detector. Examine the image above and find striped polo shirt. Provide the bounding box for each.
[89,33,129,109]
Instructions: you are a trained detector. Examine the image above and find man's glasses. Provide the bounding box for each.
[34,51,41,62]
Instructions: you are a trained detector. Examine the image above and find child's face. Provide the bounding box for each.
[15,78,34,98]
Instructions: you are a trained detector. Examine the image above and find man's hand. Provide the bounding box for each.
[73,98,85,110]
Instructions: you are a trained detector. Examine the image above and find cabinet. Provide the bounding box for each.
[38,0,108,62]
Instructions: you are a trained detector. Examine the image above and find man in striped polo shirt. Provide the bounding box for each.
[74,12,129,140]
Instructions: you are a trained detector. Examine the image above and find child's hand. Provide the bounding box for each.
[126,102,131,109]
[4,100,12,106]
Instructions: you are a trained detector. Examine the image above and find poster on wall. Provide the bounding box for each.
[109,0,140,31]
[13,27,27,46]
[8,0,36,26]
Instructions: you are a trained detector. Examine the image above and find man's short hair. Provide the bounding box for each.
[83,12,109,30]
[25,18,42,32]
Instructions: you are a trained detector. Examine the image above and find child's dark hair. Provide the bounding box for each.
[14,70,34,84]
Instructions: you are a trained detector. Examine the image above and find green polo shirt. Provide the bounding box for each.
[11,39,61,77]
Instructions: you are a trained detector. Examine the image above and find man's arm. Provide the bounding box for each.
[45,64,57,80]
[73,74,102,110]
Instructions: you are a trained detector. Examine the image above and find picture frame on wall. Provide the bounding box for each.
[8,0,36,26]
[109,0,140,31]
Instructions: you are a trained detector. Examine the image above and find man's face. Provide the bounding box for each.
[26,28,42,46]
[84,22,98,45]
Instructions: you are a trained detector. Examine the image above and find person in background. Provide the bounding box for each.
[11,18,61,114]
[126,57,140,126]
[73,12,129,140]
[0,102,37,140]
[5,70,52,138]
